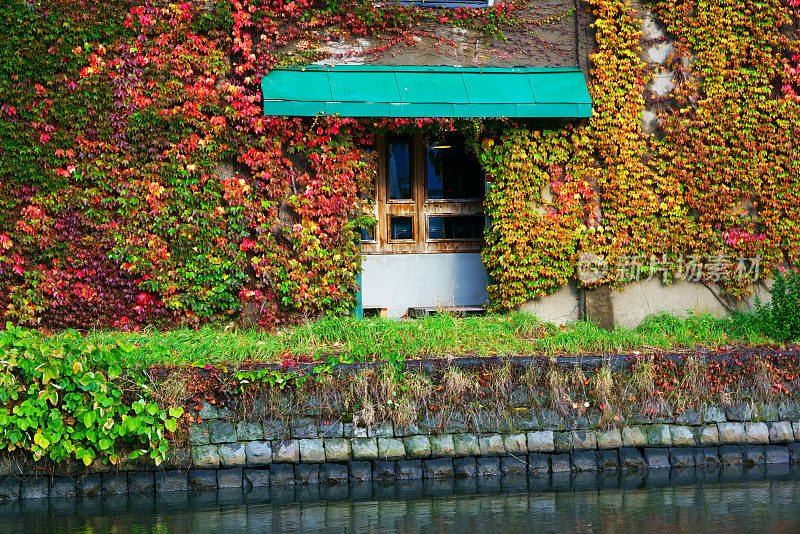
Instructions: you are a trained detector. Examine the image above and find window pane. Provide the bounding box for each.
[428,216,484,240]
[360,226,376,241]
[389,216,413,240]
[426,133,485,200]
[388,134,412,200]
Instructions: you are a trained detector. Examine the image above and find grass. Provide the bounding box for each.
[74,311,775,367]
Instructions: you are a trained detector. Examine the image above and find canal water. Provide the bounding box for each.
[2,466,800,533]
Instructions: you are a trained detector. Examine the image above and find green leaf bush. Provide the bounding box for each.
[755,270,800,342]
[0,325,181,466]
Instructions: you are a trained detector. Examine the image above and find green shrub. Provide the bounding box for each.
[0,325,181,466]
[754,270,800,342]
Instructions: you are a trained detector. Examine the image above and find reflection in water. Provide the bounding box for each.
[2,466,800,534]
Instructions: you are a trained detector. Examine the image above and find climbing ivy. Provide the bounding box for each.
[2,0,798,323]
[480,0,800,310]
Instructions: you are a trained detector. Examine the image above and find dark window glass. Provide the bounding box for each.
[388,134,412,200]
[360,226,376,241]
[426,133,484,200]
[428,216,484,240]
[389,216,413,240]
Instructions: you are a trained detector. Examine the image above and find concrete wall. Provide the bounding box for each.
[361,253,488,317]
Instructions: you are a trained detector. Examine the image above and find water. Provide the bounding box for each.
[3,466,800,534]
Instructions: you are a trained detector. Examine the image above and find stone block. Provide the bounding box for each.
[571,451,598,471]
[374,437,404,460]
[675,410,701,425]
[188,470,218,491]
[643,448,670,469]
[476,457,501,477]
[453,433,480,457]
[757,403,780,422]
[349,461,372,482]
[669,448,694,468]
[500,456,526,477]
[218,442,247,468]
[155,471,189,492]
[396,460,422,480]
[167,448,191,470]
[346,424,368,438]
[726,403,753,421]
[373,461,397,482]
[554,432,571,453]
[513,409,539,431]
[320,464,348,485]
[454,457,477,478]
[596,449,619,470]
[527,453,551,474]
[50,477,77,499]
[719,445,743,465]
[324,438,352,462]
[788,443,800,464]
[299,439,325,463]
[272,440,300,463]
[571,430,597,451]
[768,421,794,444]
[697,425,719,446]
[291,417,318,439]
[702,405,726,423]
[595,429,622,449]
[368,423,394,438]
[646,425,672,447]
[207,420,237,444]
[429,435,455,458]
[189,421,211,446]
[551,454,571,473]
[192,444,220,469]
[0,477,20,501]
[537,409,563,430]
[262,419,288,440]
[778,401,800,420]
[479,434,505,456]
[77,475,101,498]
[746,422,770,444]
[294,464,319,485]
[765,445,790,464]
[198,404,218,420]
[101,473,128,496]
[244,468,270,489]
[502,433,527,455]
[621,426,648,447]
[217,468,243,489]
[270,464,295,486]
[245,441,272,467]
[443,414,468,434]
[795,421,800,440]
[670,426,695,447]
[527,431,555,452]
[718,423,746,444]
[127,472,154,494]
[694,447,720,467]
[743,445,765,466]
[236,420,264,441]
[318,420,344,438]
[392,423,419,437]
[352,438,380,460]
[425,458,454,479]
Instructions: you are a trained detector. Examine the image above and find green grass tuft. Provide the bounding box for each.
[69,311,777,368]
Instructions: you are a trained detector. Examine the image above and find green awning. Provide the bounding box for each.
[261,66,592,119]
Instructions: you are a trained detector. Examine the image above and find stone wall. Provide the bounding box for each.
[2,402,800,500]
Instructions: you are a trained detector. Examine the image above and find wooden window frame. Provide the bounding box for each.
[361,132,485,255]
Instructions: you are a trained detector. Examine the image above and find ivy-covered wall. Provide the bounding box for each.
[1,0,798,329]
